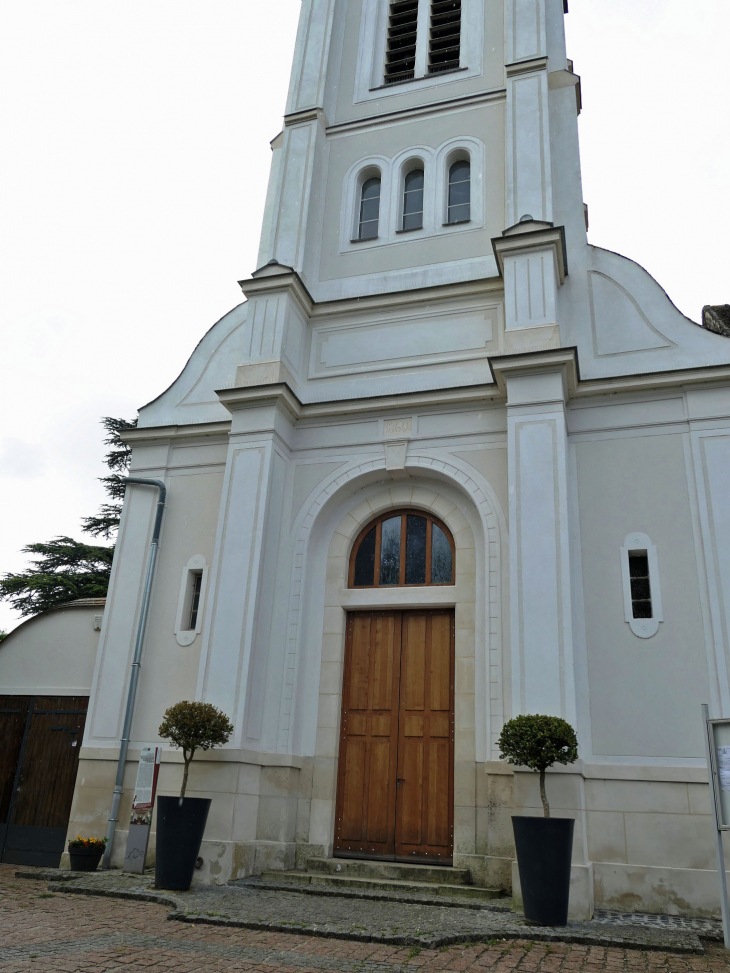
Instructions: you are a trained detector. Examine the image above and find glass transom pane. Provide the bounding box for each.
[353,527,376,586]
[380,516,401,585]
[431,524,453,583]
[405,515,427,584]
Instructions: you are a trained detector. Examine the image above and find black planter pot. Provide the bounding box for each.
[68,845,104,872]
[512,816,574,926]
[155,795,211,891]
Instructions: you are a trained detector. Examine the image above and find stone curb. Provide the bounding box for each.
[32,874,707,955]
[169,910,706,954]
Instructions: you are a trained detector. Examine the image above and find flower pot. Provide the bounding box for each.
[154,795,211,891]
[68,845,104,872]
[512,816,574,926]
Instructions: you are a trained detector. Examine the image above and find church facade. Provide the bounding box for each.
[68,0,730,919]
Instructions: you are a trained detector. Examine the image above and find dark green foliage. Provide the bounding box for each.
[158,701,234,797]
[0,538,114,617]
[498,714,578,817]
[81,417,137,539]
[0,417,136,618]
[0,631,7,641]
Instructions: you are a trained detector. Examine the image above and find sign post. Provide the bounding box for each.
[701,704,730,949]
[123,746,161,874]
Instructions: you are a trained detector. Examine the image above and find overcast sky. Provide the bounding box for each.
[0,0,728,635]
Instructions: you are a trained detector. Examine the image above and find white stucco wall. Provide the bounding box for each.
[0,601,103,696]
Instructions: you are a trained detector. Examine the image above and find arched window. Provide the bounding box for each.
[447,159,470,223]
[358,176,381,240]
[402,168,424,230]
[349,509,455,587]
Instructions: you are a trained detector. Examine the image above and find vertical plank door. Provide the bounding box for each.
[0,696,32,861]
[395,610,454,862]
[334,612,401,858]
[2,696,89,866]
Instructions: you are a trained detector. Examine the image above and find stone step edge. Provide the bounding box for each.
[306,856,471,882]
[246,877,510,912]
[261,871,502,898]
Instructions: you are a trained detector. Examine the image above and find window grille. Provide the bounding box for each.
[188,571,203,630]
[402,168,424,230]
[429,0,461,74]
[447,159,470,223]
[358,176,381,239]
[385,0,419,84]
[628,552,652,619]
[350,509,455,587]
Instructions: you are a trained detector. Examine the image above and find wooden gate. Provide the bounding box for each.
[334,610,454,864]
[0,696,89,866]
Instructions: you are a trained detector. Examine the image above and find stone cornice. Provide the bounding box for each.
[124,352,730,441]
[120,422,231,446]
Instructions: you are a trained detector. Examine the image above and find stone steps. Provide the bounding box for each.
[306,856,472,885]
[259,857,503,904]
[260,870,503,901]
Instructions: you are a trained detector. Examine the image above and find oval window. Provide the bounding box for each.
[349,509,455,587]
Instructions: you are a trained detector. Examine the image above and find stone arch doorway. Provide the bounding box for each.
[302,474,502,876]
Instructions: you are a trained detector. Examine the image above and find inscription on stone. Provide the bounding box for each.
[383,418,413,438]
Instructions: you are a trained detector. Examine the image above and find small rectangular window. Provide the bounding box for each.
[628,552,652,619]
[187,571,203,630]
[385,0,419,84]
[429,0,461,75]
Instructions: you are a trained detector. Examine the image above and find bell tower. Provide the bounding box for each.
[236,0,585,407]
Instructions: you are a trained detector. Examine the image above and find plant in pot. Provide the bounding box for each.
[68,835,107,871]
[155,700,233,891]
[498,714,579,927]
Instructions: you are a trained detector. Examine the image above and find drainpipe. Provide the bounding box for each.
[101,477,166,870]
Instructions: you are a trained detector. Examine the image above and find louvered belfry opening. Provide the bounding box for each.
[384,0,419,84]
[429,0,461,74]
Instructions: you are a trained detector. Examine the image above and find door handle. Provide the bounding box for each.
[397,777,406,784]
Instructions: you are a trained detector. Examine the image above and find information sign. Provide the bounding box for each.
[123,746,161,874]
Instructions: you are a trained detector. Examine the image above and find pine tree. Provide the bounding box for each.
[0,417,137,618]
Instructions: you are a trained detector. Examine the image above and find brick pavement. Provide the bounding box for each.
[1,865,729,973]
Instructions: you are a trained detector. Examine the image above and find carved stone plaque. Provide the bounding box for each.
[383,417,413,439]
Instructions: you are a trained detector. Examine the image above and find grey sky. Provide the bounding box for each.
[0,0,728,634]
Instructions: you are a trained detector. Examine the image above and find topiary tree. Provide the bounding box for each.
[498,714,578,817]
[158,701,233,798]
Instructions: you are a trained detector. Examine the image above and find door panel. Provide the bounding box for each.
[0,697,32,855]
[395,611,454,862]
[1,696,88,867]
[334,613,401,858]
[334,610,454,864]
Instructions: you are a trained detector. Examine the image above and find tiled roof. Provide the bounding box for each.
[702,305,730,338]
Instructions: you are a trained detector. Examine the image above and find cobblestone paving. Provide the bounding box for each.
[2,866,730,972]
[2,866,730,973]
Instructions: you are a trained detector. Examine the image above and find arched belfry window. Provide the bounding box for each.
[402,167,424,230]
[447,158,470,223]
[358,176,381,239]
[349,509,455,587]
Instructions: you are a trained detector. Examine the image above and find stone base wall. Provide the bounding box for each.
[67,749,725,917]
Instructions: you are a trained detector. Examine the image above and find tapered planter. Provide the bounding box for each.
[68,845,104,872]
[155,795,211,891]
[512,816,574,926]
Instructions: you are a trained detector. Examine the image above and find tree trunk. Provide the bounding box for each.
[180,751,191,798]
[539,767,550,817]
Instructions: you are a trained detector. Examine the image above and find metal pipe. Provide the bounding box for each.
[101,477,166,869]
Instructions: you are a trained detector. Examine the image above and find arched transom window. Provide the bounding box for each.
[349,509,455,587]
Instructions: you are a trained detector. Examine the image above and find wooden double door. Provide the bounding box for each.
[334,610,454,864]
[0,696,88,866]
